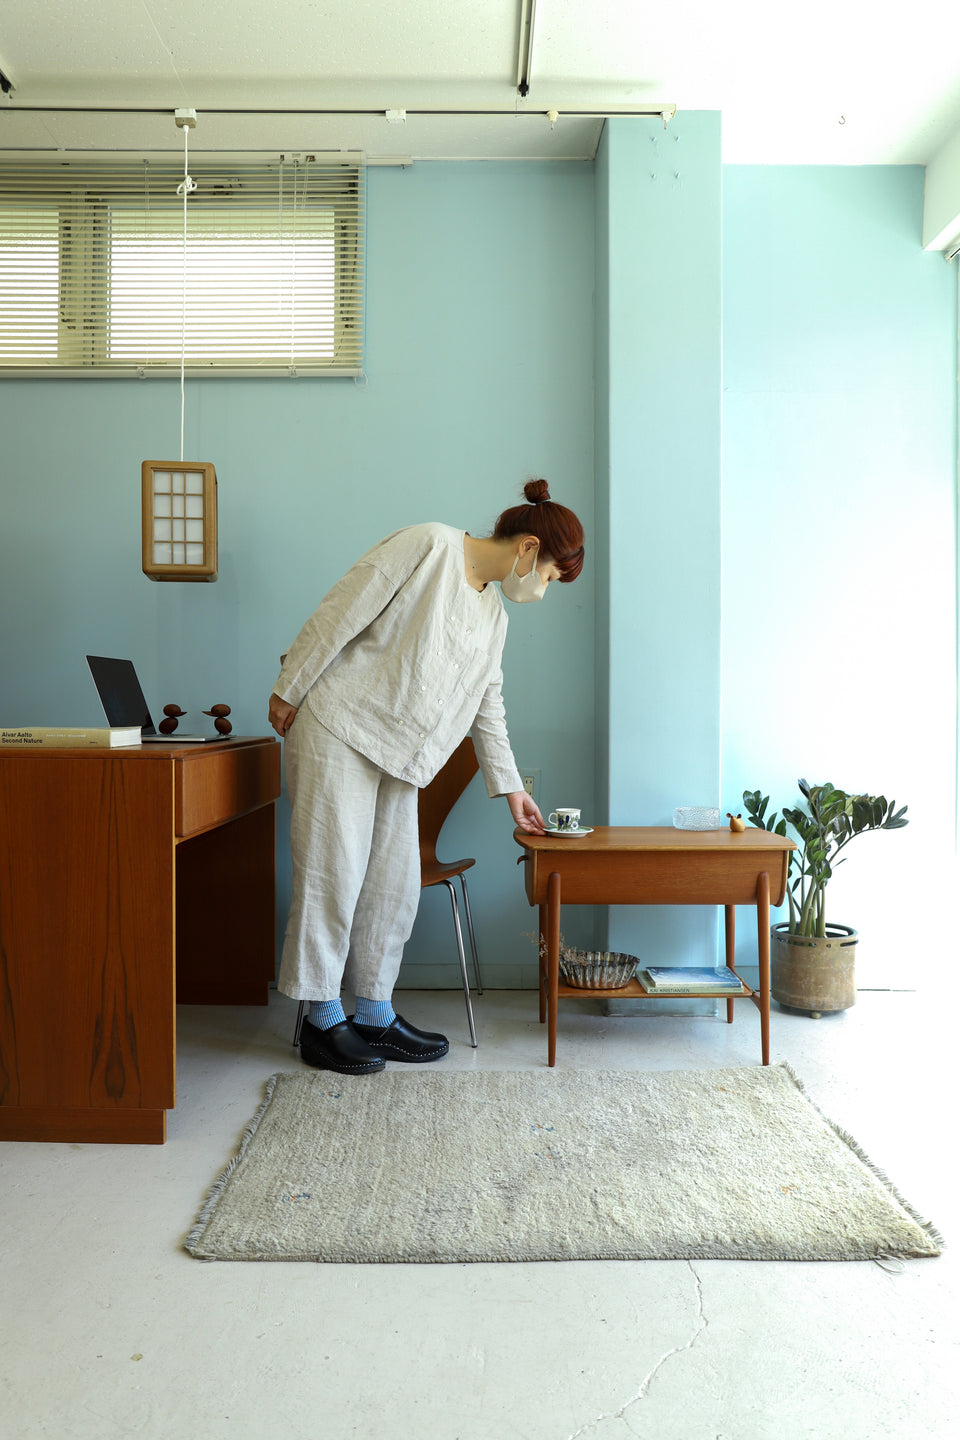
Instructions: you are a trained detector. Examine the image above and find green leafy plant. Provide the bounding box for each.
[742,781,908,939]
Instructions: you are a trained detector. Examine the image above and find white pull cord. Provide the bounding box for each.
[176,122,197,463]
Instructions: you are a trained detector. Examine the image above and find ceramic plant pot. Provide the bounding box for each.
[770,923,858,1017]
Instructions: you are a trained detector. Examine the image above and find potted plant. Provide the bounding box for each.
[742,781,908,1017]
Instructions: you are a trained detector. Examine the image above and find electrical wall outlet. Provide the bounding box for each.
[521,770,540,802]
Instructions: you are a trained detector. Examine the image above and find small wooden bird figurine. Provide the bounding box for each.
[727,812,745,833]
[159,703,186,735]
[203,703,233,736]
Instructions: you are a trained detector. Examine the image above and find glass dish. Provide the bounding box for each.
[673,807,721,831]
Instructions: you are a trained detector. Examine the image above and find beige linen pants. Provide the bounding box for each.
[277,704,421,1002]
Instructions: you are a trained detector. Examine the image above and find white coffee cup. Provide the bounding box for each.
[549,807,581,831]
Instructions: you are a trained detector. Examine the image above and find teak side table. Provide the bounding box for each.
[514,826,796,1067]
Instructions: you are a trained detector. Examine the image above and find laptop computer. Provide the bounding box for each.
[86,655,230,743]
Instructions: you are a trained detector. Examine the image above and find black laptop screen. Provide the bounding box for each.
[85,656,156,735]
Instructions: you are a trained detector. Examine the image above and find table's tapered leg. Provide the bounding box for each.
[547,872,561,1067]
[756,872,771,1064]
[538,903,548,1023]
[724,904,736,1023]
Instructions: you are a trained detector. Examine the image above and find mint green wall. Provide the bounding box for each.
[596,114,723,971]
[2,149,956,998]
[0,161,597,990]
[722,165,958,984]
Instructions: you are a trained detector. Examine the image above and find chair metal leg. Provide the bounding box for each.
[293,999,306,1047]
[457,872,483,995]
[443,879,478,1047]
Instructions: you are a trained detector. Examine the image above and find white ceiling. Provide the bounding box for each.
[1,0,960,164]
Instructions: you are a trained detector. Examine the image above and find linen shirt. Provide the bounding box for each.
[274,523,526,796]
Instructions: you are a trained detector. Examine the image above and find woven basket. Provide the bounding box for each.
[558,949,639,989]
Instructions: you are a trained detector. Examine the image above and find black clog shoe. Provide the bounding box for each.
[349,1014,449,1063]
[299,1018,386,1075]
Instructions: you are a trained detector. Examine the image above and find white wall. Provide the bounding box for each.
[723,164,958,987]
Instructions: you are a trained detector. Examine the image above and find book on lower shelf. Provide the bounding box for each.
[1,726,142,749]
[639,966,747,994]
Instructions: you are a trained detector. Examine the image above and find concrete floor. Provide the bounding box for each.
[2,987,957,1440]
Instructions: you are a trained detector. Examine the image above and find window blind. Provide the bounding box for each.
[0,157,364,376]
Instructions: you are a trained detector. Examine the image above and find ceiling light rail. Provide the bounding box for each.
[1,102,676,122]
[0,147,409,167]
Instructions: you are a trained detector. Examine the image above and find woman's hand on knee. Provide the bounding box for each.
[269,693,299,737]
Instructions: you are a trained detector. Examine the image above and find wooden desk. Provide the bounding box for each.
[514,826,796,1067]
[0,737,281,1143]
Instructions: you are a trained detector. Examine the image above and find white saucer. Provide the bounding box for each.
[543,825,594,836]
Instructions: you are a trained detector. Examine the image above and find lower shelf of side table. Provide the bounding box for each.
[553,977,752,1000]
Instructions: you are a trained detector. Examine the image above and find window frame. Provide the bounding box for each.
[0,154,365,378]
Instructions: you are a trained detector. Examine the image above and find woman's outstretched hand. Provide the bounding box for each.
[268,693,299,737]
[508,790,546,834]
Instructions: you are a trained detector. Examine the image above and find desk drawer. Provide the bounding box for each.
[175,738,280,838]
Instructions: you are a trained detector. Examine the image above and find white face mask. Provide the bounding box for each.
[500,545,546,604]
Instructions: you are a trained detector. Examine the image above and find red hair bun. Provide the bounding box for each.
[523,478,551,504]
[493,479,584,582]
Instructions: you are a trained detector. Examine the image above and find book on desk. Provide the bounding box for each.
[1,725,142,748]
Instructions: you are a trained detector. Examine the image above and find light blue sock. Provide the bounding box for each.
[354,997,396,1029]
[308,999,346,1030]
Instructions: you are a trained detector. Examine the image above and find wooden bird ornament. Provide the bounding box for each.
[158,704,187,735]
[203,703,233,735]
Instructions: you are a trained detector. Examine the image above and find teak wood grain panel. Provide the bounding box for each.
[0,754,176,1114]
[0,737,279,1142]
[175,737,281,837]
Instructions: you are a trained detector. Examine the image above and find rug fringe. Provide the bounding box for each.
[777,1062,946,1255]
[184,1072,283,1260]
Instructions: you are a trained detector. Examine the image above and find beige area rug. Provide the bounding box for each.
[184,1064,943,1263]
